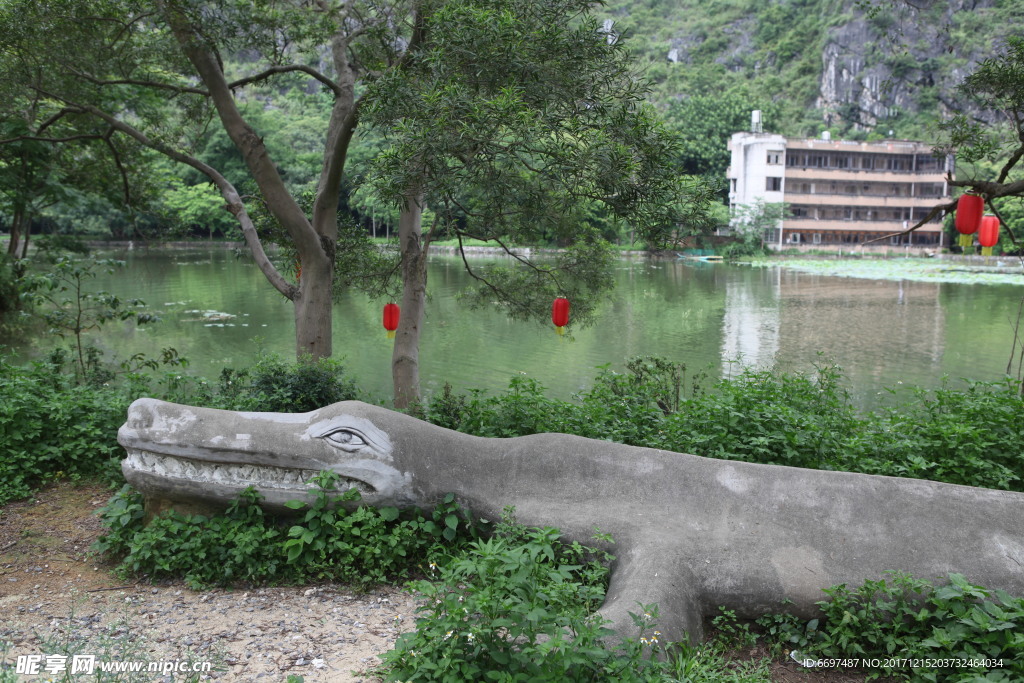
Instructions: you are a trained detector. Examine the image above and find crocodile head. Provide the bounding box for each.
[117,398,415,510]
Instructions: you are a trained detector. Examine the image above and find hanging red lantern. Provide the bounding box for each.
[979,215,1000,255]
[955,193,984,249]
[383,303,400,339]
[552,297,569,335]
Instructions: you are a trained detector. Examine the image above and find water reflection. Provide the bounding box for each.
[3,248,1020,410]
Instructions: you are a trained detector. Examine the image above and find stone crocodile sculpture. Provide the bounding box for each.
[118,398,1024,643]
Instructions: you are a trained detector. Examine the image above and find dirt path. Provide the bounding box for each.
[0,482,417,681]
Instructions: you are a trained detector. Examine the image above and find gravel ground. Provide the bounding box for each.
[0,482,420,682]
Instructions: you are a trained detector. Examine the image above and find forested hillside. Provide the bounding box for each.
[2,0,1021,243]
[605,0,1023,179]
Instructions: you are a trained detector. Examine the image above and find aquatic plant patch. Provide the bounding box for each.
[751,258,1024,286]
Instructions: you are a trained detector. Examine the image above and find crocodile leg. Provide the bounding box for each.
[598,541,703,645]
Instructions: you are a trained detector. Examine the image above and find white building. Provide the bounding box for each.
[727,112,952,248]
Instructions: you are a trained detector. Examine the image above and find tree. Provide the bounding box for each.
[0,118,67,258]
[729,199,789,253]
[663,91,780,180]
[0,0,404,361]
[363,0,717,409]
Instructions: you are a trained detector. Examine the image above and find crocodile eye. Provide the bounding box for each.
[320,428,367,451]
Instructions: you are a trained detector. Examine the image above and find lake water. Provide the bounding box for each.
[6,248,1024,409]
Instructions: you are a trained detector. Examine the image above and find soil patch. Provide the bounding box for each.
[1,482,414,681]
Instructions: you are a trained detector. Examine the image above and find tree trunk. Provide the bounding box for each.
[392,192,428,412]
[6,208,24,258]
[294,246,334,361]
[19,224,30,259]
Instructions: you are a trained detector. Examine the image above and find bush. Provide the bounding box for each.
[381,509,682,683]
[853,380,1024,490]
[425,357,1024,492]
[758,572,1024,681]
[94,477,476,589]
[0,355,130,504]
[216,352,360,412]
[663,361,858,471]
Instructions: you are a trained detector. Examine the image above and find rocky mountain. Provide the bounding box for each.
[604,0,1021,139]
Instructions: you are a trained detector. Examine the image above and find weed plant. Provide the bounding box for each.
[0,354,131,504]
[426,356,1024,492]
[756,572,1024,681]
[94,476,474,589]
[380,509,772,683]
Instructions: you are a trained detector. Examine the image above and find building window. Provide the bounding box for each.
[767,151,783,164]
[766,177,782,191]
[813,233,822,244]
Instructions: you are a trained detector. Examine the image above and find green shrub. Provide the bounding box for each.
[426,357,1024,492]
[0,355,130,504]
[382,509,773,682]
[663,361,857,471]
[854,380,1024,490]
[758,572,1024,681]
[217,352,360,412]
[94,478,476,589]
[382,510,665,683]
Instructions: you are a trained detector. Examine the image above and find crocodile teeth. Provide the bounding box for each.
[123,450,371,493]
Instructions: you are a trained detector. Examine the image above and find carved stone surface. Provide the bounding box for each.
[119,398,1024,643]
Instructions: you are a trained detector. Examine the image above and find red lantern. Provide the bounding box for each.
[383,303,400,339]
[552,297,569,335]
[955,194,984,249]
[979,215,1000,255]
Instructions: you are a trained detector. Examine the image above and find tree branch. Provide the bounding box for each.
[996,142,1024,185]
[36,108,87,133]
[162,6,321,261]
[228,65,342,96]
[36,89,297,300]
[68,67,209,96]
[860,199,957,246]
[101,128,132,207]
[951,175,1024,199]
[0,134,104,145]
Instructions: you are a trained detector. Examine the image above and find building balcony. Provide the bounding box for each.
[783,167,948,182]
[782,217,943,232]
[785,193,946,208]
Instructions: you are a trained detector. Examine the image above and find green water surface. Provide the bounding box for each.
[6,248,1023,409]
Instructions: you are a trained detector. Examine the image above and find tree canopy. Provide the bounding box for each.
[0,0,712,389]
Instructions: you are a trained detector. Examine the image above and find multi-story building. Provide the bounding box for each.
[727,113,953,248]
